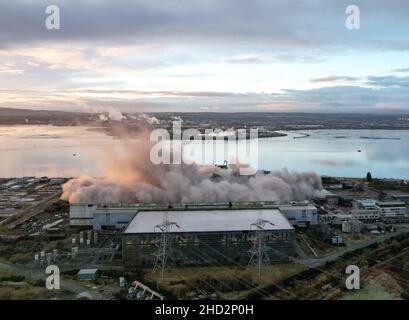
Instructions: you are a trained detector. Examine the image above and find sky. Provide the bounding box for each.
[0,0,409,113]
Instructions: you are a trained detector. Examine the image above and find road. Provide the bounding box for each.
[294,225,409,268]
[0,261,106,300]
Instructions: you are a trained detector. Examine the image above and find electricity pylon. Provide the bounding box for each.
[248,219,274,278]
[152,213,180,279]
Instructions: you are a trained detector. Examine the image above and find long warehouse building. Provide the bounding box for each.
[69,201,318,229]
[122,208,295,266]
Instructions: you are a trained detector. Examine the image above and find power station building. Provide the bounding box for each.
[122,208,295,267]
[69,201,318,229]
[69,202,313,266]
[69,203,137,229]
[278,204,318,227]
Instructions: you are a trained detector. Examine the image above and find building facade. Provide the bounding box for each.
[278,204,318,227]
[376,201,406,218]
[351,199,407,221]
[70,201,318,229]
[351,199,381,221]
[122,209,295,267]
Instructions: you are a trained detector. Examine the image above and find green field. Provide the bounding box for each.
[144,263,307,299]
[341,279,399,300]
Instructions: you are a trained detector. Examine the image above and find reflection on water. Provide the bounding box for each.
[0,125,115,177]
[187,129,409,179]
[0,126,408,178]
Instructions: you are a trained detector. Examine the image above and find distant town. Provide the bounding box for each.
[2,108,409,133]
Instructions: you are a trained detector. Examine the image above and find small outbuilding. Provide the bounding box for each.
[77,268,99,281]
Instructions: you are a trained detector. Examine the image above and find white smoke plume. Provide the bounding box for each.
[76,101,126,121]
[137,113,160,125]
[61,130,327,204]
[100,107,126,121]
[171,115,184,123]
[127,113,160,125]
[98,114,109,121]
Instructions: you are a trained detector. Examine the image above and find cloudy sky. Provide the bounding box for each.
[0,0,409,113]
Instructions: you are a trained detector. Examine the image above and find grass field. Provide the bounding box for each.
[143,263,307,299]
[0,269,45,299]
[341,279,398,300]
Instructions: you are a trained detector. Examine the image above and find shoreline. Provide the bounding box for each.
[1,122,409,131]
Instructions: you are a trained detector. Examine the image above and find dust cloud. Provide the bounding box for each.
[61,130,327,204]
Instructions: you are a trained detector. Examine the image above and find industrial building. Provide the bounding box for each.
[69,203,96,226]
[77,268,99,281]
[351,199,407,221]
[68,201,314,266]
[342,219,363,233]
[69,201,318,229]
[384,191,409,204]
[70,203,140,229]
[278,204,318,227]
[351,199,380,221]
[122,208,295,267]
[376,201,406,218]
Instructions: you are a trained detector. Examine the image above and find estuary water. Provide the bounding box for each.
[0,125,408,179]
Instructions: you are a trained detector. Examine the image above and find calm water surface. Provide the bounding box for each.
[0,125,408,179]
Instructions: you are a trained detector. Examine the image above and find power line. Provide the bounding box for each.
[152,212,180,279]
[248,219,275,278]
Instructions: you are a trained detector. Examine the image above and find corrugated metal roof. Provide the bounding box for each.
[124,209,293,234]
[278,205,317,211]
[77,269,98,275]
[376,201,405,206]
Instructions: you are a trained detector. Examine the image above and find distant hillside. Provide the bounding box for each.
[1,107,408,130]
[0,107,94,125]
